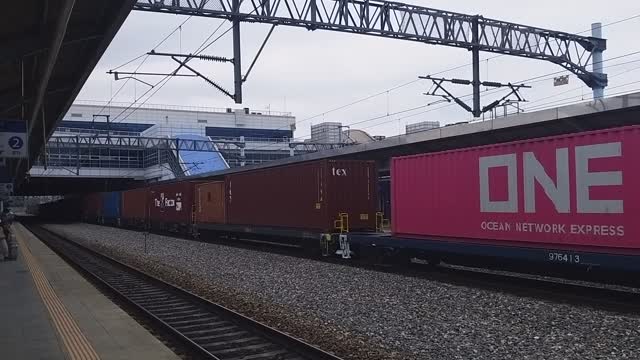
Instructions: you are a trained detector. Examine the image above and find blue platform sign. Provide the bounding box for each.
[0,119,27,159]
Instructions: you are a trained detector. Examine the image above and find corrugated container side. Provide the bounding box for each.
[195,181,226,224]
[102,191,121,219]
[226,159,378,232]
[227,161,326,230]
[392,125,640,250]
[82,192,102,220]
[326,160,378,231]
[148,181,198,225]
[122,188,147,221]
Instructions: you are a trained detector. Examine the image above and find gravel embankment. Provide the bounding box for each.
[42,223,640,360]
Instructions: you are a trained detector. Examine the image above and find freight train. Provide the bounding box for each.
[38,125,640,273]
[67,159,381,241]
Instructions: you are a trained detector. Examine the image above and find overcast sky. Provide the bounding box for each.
[76,0,640,139]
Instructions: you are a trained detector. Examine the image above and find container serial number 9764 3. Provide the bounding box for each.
[548,252,580,264]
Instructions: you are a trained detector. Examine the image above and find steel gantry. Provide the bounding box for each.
[37,135,355,176]
[134,0,607,117]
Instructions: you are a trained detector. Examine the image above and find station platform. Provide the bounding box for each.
[0,223,180,360]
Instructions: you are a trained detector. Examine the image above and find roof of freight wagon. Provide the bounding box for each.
[191,92,640,180]
[392,124,640,161]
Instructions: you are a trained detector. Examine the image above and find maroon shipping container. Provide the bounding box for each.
[121,188,148,223]
[226,159,378,232]
[392,125,640,251]
[147,181,200,226]
[195,181,226,224]
[82,193,102,221]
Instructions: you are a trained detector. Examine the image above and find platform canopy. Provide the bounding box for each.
[0,0,137,188]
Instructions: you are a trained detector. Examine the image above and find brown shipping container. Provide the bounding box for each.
[226,159,378,232]
[121,188,148,222]
[195,181,226,224]
[148,181,199,225]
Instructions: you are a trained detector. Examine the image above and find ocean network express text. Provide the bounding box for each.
[480,221,624,237]
[477,141,625,238]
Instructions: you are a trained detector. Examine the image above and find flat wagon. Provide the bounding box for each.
[351,125,640,271]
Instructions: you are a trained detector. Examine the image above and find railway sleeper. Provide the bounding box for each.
[160,312,219,323]
[152,308,205,318]
[211,342,280,356]
[204,338,273,352]
[191,330,249,343]
[166,316,221,326]
[223,347,290,360]
[144,304,196,313]
[124,291,170,301]
[172,321,230,332]
[137,299,186,309]
[198,336,262,349]
[181,325,239,337]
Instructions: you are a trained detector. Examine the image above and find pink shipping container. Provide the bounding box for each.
[392,125,640,251]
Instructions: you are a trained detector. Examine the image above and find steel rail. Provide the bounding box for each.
[26,224,343,360]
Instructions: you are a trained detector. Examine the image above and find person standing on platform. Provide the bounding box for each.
[0,208,14,261]
[0,232,6,261]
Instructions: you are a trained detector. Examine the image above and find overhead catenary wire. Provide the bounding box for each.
[72,9,640,177]
[301,11,640,123]
[112,16,195,71]
[349,51,640,135]
[110,5,250,125]
[109,53,147,72]
[110,20,232,124]
[102,10,640,137]
[261,49,640,143]
[522,60,640,108]
[362,80,640,134]
[511,53,640,108]
[236,21,640,147]
[519,87,640,114]
[364,73,640,134]
[95,16,195,117]
[441,12,640,72]
[523,79,640,112]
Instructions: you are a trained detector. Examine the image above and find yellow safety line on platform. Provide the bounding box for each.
[15,226,101,360]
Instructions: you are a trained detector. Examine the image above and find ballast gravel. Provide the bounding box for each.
[42,223,640,360]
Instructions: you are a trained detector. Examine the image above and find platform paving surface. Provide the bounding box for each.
[0,223,181,360]
[0,251,67,360]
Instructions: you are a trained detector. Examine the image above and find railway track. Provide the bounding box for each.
[193,231,640,308]
[201,234,640,314]
[26,224,342,360]
[425,263,640,315]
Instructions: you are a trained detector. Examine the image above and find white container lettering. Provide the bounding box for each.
[479,142,623,214]
[479,154,518,213]
[154,192,183,212]
[332,167,348,176]
[575,143,623,213]
[523,148,570,213]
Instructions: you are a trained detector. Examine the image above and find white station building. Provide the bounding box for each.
[58,100,296,168]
